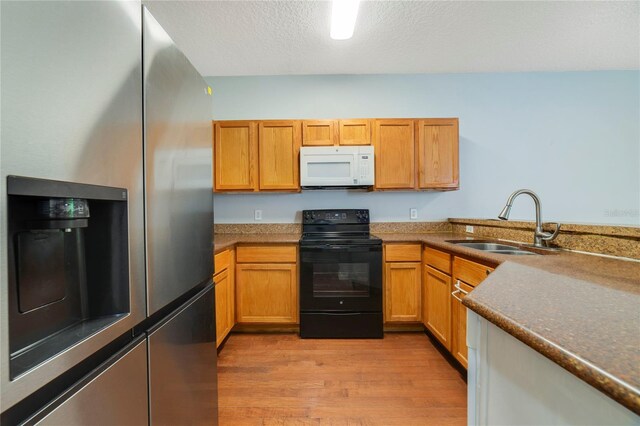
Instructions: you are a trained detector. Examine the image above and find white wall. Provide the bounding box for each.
[207,72,640,225]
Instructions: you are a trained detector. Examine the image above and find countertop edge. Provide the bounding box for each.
[463,296,640,415]
[214,234,301,253]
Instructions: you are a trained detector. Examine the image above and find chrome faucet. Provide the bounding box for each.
[498,189,560,248]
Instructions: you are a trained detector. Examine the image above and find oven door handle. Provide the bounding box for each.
[301,245,379,250]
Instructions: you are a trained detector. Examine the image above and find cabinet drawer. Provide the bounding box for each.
[453,257,494,287]
[423,246,451,274]
[214,249,231,275]
[236,245,297,263]
[385,244,422,262]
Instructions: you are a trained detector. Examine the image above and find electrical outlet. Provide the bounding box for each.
[254,210,262,221]
[410,208,418,220]
[466,225,474,233]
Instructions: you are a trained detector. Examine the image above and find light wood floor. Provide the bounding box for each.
[217,332,467,425]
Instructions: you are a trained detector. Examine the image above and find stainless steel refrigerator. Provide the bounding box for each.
[0,2,217,424]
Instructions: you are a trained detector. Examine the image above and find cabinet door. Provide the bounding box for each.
[214,269,230,347]
[424,265,452,350]
[451,280,473,369]
[302,120,337,146]
[236,263,298,323]
[228,248,235,334]
[385,262,421,322]
[373,119,415,189]
[339,119,371,145]
[258,121,301,190]
[417,119,459,189]
[214,121,258,191]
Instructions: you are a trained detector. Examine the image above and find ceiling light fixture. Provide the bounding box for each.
[330,0,360,40]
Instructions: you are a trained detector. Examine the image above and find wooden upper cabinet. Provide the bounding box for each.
[214,121,258,191]
[302,120,337,146]
[258,120,301,190]
[373,119,416,189]
[417,118,459,189]
[214,117,459,193]
[339,119,371,145]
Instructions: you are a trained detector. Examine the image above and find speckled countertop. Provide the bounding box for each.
[380,232,640,414]
[214,231,640,413]
[214,233,300,253]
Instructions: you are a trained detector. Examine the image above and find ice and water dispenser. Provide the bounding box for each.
[7,176,130,378]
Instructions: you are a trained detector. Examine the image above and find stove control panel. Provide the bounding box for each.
[302,209,369,224]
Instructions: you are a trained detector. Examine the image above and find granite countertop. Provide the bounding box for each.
[214,230,640,413]
[214,233,300,253]
[377,232,640,414]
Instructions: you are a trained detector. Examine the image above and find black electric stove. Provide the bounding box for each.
[299,209,383,339]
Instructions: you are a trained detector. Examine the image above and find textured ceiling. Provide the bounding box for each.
[143,0,640,77]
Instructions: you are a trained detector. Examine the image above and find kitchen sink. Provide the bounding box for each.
[489,249,538,256]
[448,241,540,256]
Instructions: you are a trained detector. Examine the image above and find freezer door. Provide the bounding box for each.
[148,285,217,425]
[143,7,214,315]
[30,339,148,426]
[1,1,145,410]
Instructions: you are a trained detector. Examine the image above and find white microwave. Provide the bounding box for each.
[300,146,375,189]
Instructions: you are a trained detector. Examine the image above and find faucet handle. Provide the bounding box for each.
[541,223,561,242]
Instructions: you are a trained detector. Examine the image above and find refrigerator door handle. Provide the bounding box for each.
[22,337,149,426]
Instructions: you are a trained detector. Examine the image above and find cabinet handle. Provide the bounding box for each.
[454,280,468,295]
[452,280,468,302]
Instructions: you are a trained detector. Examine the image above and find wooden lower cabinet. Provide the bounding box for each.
[214,269,231,347]
[454,256,494,286]
[424,265,452,350]
[236,263,298,323]
[384,262,421,322]
[214,248,235,348]
[451,280,473,368]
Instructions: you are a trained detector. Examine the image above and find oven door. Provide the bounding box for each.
[300,244,382,312]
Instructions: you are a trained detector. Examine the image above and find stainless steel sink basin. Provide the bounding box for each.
[448,241,539,256]
[490,249,538,256]
[453,242,519,251]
